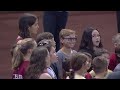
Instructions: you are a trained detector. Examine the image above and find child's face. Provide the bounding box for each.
[115,47,120,58]
[51,38,56,48]
[62,34,77,48]
[82,60,90,73]
[86,58,92,70]
[46,50,51,68]
[50,46,58,63]
[92,30,101,47]
[29,19,39,35]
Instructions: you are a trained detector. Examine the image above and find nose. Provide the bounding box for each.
[97,37,99,39]
[55,54,58,61]
[54,41,56,46]
[37,24,39,29]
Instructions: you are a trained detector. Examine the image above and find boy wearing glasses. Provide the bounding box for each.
[56,29,77,79]
[108,33,120,71]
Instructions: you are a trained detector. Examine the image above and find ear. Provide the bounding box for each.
[105,66,108,71]
[60,38,64,44]
[104,67,108,76]
[114,43,118,48]
[28,26,31,31]
[82,62,86,68]
[27,49,33,54]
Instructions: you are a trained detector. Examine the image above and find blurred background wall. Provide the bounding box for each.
[0,11,117,79]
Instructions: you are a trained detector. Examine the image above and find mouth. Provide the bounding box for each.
[96,40,100,42]
[95,41,100,44]
[70,43,75,46]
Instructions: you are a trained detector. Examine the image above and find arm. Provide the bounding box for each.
[39,73,52,79]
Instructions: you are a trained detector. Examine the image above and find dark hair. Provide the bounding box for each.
[24,47,49,79]
[11,38,36,70]
[69,53,88,79]
[18,13,37,39]
[36,32,54,44]
[79,51,92,60]
[79,27,103,52]
[94,48,109,57]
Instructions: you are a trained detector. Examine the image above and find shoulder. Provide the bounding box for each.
[56,50,65,57]
[16,36,23,43]
[110,53,116,59]
[107,71,120,79]
[109,53,117,64]
[108,69,113,73]
[114,63,120,72]
[56,50,63,54]
[72,50,77,53]
[89,70,96,77]
[39,73,52,79]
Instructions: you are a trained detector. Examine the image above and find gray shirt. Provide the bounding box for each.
[47,67,57,79]
[56,50,77,78]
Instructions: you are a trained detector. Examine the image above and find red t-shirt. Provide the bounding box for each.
[108,53,118,71]
[85,73,92,79]
[12,61,30,79]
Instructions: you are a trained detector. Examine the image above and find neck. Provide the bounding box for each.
[95,72,106,79]
[30,33,36,40]
[93,46,98,50]
[75,69,86,77]
[74,72,85,79]
[93,46,102,52]
[61,47,72,55]
[24,55,31,61]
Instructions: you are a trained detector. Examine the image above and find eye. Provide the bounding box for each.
[92,35,95,37]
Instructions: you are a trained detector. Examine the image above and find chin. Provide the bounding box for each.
[95,45,99,47]
[69,46,74,49]
[71,45,74,47]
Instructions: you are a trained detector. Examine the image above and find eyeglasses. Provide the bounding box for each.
[63,37,77,41]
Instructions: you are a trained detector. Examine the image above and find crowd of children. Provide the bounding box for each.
[10,13,120,79]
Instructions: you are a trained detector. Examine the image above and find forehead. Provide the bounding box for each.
[50,38,55,41]
[32,18,38,25]
[64,34,76,37]
[92,30,99,35]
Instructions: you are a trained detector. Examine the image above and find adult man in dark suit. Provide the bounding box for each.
[43,11,68,52]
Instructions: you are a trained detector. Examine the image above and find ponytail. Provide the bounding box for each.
[69,69,74,79]
[11,38,37,70]
[11,45,24,70]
